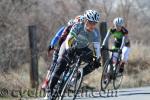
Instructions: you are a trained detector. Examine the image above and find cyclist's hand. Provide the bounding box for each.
[101,45,105,51]
[93,58,101,68]
[48,45,54,52]
[47,46,54,57]
[118,49,122,54]
[66,46,76,58]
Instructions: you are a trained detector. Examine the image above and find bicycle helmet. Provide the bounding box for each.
[84,10,100,22]
[113,17,124,27]
[74,15,85,23]
[67,19,75,26]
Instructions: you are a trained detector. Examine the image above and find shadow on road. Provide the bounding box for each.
[120,92,150,96]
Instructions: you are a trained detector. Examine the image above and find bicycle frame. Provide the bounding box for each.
[100,48,123,91]
[59,50,95,100]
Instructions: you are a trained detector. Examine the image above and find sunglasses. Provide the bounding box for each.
[88,20,98,24]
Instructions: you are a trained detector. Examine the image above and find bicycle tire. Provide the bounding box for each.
[73,68,83,100]
[59,65,83,100]
[113,63,123,90]
[100,59,112,91]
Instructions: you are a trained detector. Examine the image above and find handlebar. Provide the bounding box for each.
[76,50,97,59]
[102,47,118,52]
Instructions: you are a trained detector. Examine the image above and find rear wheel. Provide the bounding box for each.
[48,67,68,100]
[113,63,123,90]
[50,74,65,100]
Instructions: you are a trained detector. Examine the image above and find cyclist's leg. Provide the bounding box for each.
[49,42,70,93]
[111,45,118,64]
[81,47,98,76]
[50,49,59,72]
[41,48,59,89]
[50,43,67,89]
[49,58,67,93]
[121,46,130,62]
[42,41,65,89]
[120,46,130,72]
[112,52,119,65]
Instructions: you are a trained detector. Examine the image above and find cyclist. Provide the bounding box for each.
[101,17,130,73]
[41,16,84,89]
[48,10,101,98]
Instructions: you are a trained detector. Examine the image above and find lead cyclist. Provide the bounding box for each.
[41,16,85,90]
[48,10,101,99]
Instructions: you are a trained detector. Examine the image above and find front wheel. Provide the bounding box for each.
[100,59,112,91]
[59,66,83,100]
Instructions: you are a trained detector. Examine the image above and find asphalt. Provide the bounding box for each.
[28,86,150,100]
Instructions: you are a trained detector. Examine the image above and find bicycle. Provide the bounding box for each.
[100,47,124,91]
[48,50,97,100]
[60,50,98,100]
[47,51,87,100]
[59,51,91,100]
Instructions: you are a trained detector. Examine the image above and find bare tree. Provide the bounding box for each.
[117,0,132,27]
[101,0,113,21]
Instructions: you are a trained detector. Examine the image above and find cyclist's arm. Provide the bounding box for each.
[120,33,130,49]
[92,29,101,59]
[65,31,78,50]
[120,36,125,49]
[93,42,100,59]
[58,25,72,45]
[120,28,129,49]
[49,26,65,47]
[65,24,79,50]
[102,30,111,46]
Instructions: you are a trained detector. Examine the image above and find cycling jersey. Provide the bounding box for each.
[110,27,128,48]
[58,25,73,46]
[50,26,65,47]
[65,22,101,58]
[49,24,75,48]
[102,27,129,49]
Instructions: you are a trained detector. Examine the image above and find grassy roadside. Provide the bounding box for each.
[83,43,150,89]
[0,43,150,99]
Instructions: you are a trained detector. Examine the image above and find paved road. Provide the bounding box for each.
[74,87,150,100]
[32,87,150,100]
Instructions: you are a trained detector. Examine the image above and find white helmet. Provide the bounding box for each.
[84,10,100,22]
[74,15,85,23]
[67,19,75,26]
[113,17,124,27]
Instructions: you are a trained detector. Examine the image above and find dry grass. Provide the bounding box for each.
[0,57,48,90]
[0,43,150,91]
[0,63,30,90]
[121,69,150,88]
[83,42,150,89]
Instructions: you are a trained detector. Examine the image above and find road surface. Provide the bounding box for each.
[31,87,150,100]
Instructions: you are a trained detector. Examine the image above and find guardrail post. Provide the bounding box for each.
[28,25,39,88]
[100,22,109,66]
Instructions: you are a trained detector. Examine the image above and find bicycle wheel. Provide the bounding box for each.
[59,66,83,100]
[58,64,75,100]
[113,64,123,90]
[48,83,60,100]
[100,59,112,91]
[72,68,83,100]
[50,75,64,100]
[47,69,68,100]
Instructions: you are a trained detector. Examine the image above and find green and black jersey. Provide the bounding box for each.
[103,27,129,49]
[110,27,128,48]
